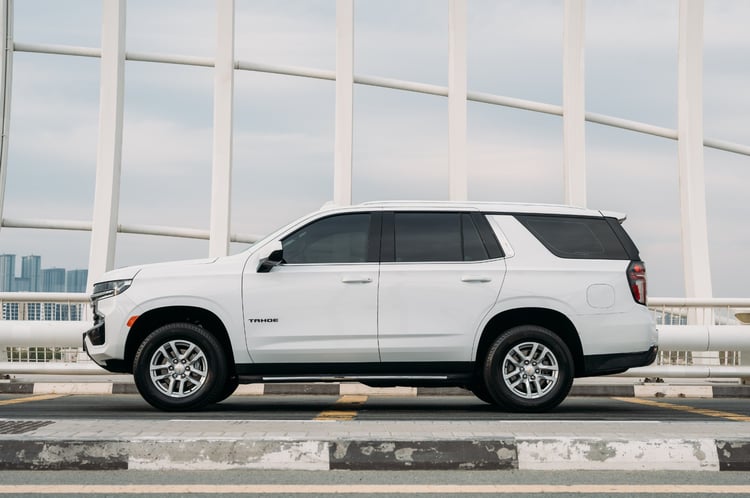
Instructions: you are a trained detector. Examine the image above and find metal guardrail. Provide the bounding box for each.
[0,293,748,378]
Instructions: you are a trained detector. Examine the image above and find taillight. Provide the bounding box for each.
[627,261,647,305]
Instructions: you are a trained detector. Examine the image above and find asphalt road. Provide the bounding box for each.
[0,469,749,497]
[1,393,750,422]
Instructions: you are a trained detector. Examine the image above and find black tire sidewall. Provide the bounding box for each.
[483,325,574,412]
[133,322,228,411]
[211,376,240,405]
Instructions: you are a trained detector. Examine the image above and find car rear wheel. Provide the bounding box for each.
[469,379,495,405]
[133,322,228,411]
[483,325,574,412]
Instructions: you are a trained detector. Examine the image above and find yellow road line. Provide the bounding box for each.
[0,393,66,406]
[0,484,750,494]
[613,397,750,422]
[314,394,367,421]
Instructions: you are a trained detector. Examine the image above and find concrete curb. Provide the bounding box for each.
[2,382,749,398]
[0,437,748,471]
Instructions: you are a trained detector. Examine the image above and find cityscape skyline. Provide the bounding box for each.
[0,253,88,293]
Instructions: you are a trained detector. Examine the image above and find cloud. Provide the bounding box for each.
[2,0,750,297]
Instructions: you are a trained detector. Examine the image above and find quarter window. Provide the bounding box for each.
[282,214,371,264]
[393,213,489,262]
[515,215,629,260]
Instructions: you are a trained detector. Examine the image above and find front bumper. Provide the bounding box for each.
[83,328,130,373]
[82,291,135,373]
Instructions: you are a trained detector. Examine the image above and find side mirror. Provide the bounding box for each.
[257,242,284,273]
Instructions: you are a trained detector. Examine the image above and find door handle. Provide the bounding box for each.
[461,275,492,283]
[341,276,373,284]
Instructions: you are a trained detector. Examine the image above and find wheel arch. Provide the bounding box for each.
[124,306,235,375]
[475,307,585,377]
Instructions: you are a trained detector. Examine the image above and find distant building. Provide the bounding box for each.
[21,255,41,292]
[2,303,19,320]
[42,268,66,292]
[14,277,31,292]
[66,269,88,293]
[0,254,15,291]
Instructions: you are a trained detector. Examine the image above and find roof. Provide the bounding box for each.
[336,200,627,221]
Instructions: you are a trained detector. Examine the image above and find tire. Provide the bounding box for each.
[133,322,229,411]
[211,375,240,404]
[468,378,495,405]
[483,325,574,412]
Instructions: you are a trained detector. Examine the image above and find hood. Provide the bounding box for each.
[96,257,219,283]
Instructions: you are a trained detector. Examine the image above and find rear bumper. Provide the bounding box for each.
[580,345,658,377]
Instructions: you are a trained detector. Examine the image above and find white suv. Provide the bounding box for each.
[84,201,657,412]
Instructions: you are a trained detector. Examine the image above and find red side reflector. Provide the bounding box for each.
[126,316,139,327]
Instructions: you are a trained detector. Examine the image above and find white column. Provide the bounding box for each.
[448,0,467,201]
[562,0,586,207]
[333,0,353,206]
[678,0,712,300]
[208,0,235,257]
[0,0,13,232]
[87,0,126,289]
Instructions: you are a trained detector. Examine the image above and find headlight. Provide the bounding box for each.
[91,279,132,301]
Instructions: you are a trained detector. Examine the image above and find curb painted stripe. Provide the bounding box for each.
[1,438,749,471]
[634,385,714,398]
[32,383,112,395]
[330,440,517,470]
[717,440,750,471]
[517,438,719,471]
[3,382,750,398]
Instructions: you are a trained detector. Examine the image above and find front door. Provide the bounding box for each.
[243,212,380,364]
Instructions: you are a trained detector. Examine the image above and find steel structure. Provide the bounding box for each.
[0,0,749,295]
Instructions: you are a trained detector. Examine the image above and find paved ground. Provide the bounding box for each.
[2,469,750,497]
[1,390,749,472]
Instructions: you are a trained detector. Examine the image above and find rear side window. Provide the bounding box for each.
[393,212,489,262]
[515,215,629,260]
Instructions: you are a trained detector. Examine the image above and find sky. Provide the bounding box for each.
[0,0,748,297]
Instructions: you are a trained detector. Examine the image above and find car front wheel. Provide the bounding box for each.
[483,325,574,412]
[133,322,229,411]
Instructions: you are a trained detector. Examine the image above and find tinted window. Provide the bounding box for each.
[394,212,489,262]
[462,214,489,261]
[515,215,629,260]
[282,214,370,264]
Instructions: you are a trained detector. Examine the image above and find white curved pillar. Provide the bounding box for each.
[563,0,586,207]
[208,0,235,257]
[677,0,712,300]
[0,0,13,232]
[87,0,126,288]
[448,0,467,201]
[333,0,353,206]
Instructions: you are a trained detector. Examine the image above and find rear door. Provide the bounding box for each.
[377,211,506,362]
